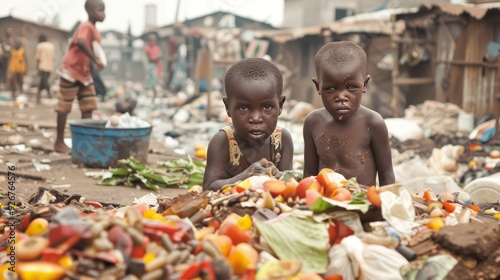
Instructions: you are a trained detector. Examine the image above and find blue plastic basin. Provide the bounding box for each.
[69,119,152,168]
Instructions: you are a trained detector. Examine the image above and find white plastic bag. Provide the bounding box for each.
[385,118,423,142]
[379,184,416,238]
[326,236,408,280]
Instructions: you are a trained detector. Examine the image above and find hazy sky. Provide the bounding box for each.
[1,0,284,35]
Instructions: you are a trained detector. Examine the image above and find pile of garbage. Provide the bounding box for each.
[1,168,499,280]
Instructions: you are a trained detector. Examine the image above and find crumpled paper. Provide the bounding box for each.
[133,193,159,211]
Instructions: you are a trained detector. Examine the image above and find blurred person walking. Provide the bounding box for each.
[1,27,16,87]
[35,33,56,103]
[8,38,27,101]
[144,34,162,100]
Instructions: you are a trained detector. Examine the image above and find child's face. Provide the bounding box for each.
[88,0,106,22]
[313,57,370,121]
[223,77,284,145]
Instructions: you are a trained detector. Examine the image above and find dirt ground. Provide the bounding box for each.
[0,97,188,206]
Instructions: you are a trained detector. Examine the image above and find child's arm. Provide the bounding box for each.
[202,132,278,191]
[23,50,27,74]
[371,117,395,186]
[76,38,104,69]
[303,112,320,177]
[277,128,294,171]
[35,45,40,71]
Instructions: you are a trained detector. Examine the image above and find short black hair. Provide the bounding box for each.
[224,58,283,97]
[314,41,367,76]
[85,0,101,12]
[38,33,47,42]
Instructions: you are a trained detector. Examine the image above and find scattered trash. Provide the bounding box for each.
[105,112,150,128]
[33,163,51,172]
[7,134,24,144]
[133,193,160,210]
[51,184,72,189]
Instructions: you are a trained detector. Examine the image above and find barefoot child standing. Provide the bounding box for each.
[53,0,105,153]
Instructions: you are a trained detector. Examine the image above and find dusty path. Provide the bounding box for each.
[0,99,188,206]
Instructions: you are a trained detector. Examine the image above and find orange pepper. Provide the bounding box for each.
[17,261,66,280]
[236,214,253,231]
[219,221,251,245]
[25,218,49,236]
[469,204,480,212]
[143,252,156,264]
[228,243,258,275]
[427,217,445,230]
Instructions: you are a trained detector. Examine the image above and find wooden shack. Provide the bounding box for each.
[392,3,500,117]
[255,8,410,117]
[143,11,277,88]
[0,15,71,75]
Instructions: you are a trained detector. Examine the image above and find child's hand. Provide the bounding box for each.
[248,159,279,177]
[94,58,104,70]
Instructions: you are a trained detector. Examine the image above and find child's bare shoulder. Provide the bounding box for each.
[304,108,329,124]
[359,106,386,127]
[209,129,230,145]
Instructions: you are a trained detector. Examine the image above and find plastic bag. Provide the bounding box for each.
[379,184,415,238]
[385,118,423,142]
[326,235,409,280]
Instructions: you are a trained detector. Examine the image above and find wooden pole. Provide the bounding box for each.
[174,0,181,23]
[194,44,214,120]
[495,53,500,139]
[390,14,401,117]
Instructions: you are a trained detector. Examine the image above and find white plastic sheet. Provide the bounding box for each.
[379,184,416,238]
[327,235,409,280]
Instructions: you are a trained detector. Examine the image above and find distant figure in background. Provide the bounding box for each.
[0,27,15,86]
[35,33,56,103]
[167,25,181,87]
[168,25,187,93]
[54,0,105,154]
[144,34,162,100]
[8,38,27,101]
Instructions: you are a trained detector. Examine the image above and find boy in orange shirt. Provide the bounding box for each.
[8,38,26,101]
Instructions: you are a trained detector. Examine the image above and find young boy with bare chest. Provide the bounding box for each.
[203,58,294,191]
[303,41,395,186]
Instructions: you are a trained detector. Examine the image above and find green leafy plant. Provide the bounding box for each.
[89,156,205,191]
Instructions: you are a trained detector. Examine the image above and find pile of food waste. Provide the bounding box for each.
[1,168,499,280]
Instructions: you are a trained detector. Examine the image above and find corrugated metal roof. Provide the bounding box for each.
[340,7,417,24]
[400,2,500,20]
[254,8,416,43]
[254,26,323,44]
[0,15,70,34]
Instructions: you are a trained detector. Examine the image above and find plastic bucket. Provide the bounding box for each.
[458,112,474,133]
[463,172,500,203]
[69,119,152,168]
